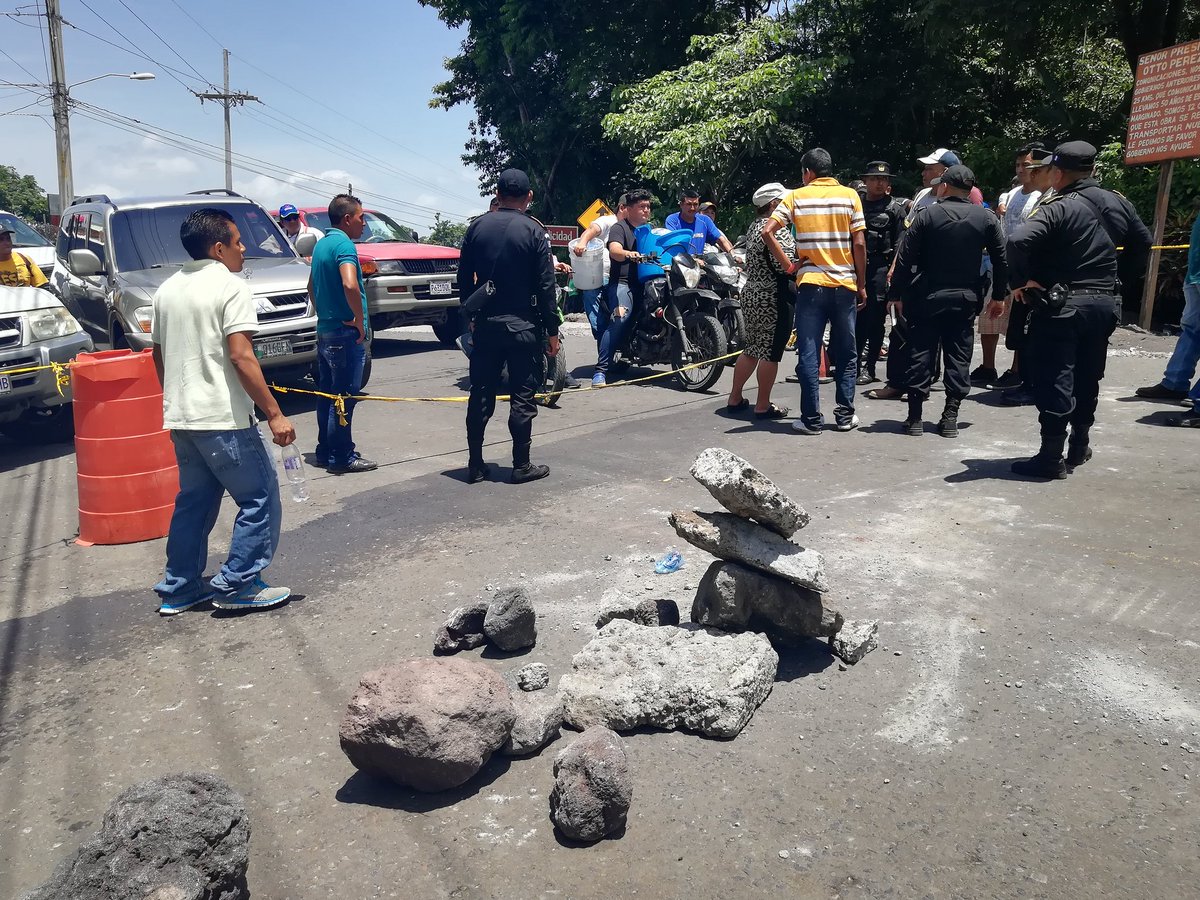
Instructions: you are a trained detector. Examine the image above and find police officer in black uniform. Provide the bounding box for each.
[856,161,905,385]
[457,168,560,484]
[889,165,1007,437]
[1003,141,1122,479]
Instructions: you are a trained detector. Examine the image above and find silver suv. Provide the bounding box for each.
[52,190,318,380]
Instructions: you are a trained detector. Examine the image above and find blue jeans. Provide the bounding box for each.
[581,285,607,342]
[155,424,282,601]
[794,283,858,427]
[315,325,367,466]
[596,282,635,374]
[1163,282,1200,410]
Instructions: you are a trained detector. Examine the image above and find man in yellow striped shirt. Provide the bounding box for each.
[763,148,867,434]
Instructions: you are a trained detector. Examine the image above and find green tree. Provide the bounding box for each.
[0,165,48,221]
[418,0,750,221]
[422,213,469,249]
[602,18,822,203]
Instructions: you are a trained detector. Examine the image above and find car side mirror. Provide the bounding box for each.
[294,234,318,257]
[68,248,104,277]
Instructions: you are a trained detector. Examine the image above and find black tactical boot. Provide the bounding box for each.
[902,397,924,436]
[1011,434,1068,479]
[937,397,961,438]
[1066,428,1091,467]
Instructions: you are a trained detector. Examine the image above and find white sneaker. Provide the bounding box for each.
[791,420,823,435]
[835,415,860,432]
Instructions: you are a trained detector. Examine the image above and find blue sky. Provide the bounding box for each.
[0,1,485,232]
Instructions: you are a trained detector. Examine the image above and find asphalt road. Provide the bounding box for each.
[1,324,1197,899]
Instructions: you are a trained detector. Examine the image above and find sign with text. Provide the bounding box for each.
[1126,38,1200,165]
[545,224,579,247]
[577,198,613,231]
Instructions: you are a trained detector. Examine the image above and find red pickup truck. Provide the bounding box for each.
[282,207,461,345]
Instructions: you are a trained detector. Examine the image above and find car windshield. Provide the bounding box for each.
[0,213,51,248]
[109,203,293,272]
[302,210,415,244]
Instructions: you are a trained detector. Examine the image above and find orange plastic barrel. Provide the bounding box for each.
[72,348,178,545]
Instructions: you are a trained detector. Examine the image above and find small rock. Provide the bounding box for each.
[893,651,902,657]
[484,586,537,651]
[514,662,550,692]
[830,620,879,665]
[1015,681,1024,688]
[1162,765,1171,771]
[779,850,790,859]
[502,691,564,757]
[433,601,489,655]
[604,555,613,561]
[596,598,680,629]
[549,727,632,842]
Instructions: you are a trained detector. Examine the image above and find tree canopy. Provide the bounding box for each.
[0,166,48,222]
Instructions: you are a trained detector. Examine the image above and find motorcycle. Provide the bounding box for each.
[698,250,747,365]
[607,251,728,393]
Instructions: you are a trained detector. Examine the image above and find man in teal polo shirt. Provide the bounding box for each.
[308,193,377,473]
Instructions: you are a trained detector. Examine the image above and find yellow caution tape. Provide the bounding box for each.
[269,349,742,406]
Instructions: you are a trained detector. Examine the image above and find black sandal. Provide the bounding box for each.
[755,403,789,420]
[724,398,750,413]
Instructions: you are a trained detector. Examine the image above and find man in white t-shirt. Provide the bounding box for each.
[572,195,626,344]
[150,207,297,616]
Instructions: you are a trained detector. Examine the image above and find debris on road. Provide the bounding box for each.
[339,658,515,792]
[484,586,538,651]
[831,620,880,665]
[433,601,489,654]
[503,688,565,757]
[549,726,632,843]
[513,662,551,692]
[558,619,778,738]
[595,597,681,629]
[690,446,810,537]
[693,560,843,646]
[22,773,251,900]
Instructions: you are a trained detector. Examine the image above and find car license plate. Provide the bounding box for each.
[429,281,452,296]
[0,374,10,395]
[254,338,292,360]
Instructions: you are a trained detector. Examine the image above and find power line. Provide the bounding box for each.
[111,0,216,88]
[63,7,205,92]
[0,44,43,82]
[163,0,223,49]
[0,97,44,116]
[72,102,465,225]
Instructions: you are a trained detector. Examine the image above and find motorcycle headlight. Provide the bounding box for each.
[28,307,81,340]
[133,307,154,333]
[374,260,406,275]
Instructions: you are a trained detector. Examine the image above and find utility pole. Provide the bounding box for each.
[193,50,257,191]
[45,0,72,210]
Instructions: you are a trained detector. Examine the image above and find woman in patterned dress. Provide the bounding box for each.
[725,183,796,419]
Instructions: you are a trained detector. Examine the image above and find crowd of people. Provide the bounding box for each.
[136,141,1200,615]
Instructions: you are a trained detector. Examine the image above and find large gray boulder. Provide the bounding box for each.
[502,689,564,757]
[339,658,515,792]
[549,727,632,842]
[558,620,778,738]
[21,773,250,900]
[433,601,489,655]
[484,586,537,651]
[669,509,829,593]
[693,561,843,646]
[690,447,809,537]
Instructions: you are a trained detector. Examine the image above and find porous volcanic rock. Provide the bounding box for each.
[433,601,489,655]
[693,561,843,645]
[549,727,632,842]
[689,447,809,537]
[484,586,537,651]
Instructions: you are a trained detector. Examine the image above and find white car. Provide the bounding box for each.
[0,285,92,443]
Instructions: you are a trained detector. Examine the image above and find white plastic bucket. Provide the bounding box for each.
[569,238,605,290]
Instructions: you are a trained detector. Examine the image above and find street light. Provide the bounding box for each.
[50,72,156,212]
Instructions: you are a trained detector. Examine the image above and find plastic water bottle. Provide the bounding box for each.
[655,548,684,574]
[281,444,309,502]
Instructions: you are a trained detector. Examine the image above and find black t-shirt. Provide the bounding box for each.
[607,220,638,287]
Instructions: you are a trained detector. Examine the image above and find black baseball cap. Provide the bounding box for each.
[497,168,532,197]
[1025,148,1054,168]
[1051,141,1097,171]
[859,160,894,178]
[930,164,976,190]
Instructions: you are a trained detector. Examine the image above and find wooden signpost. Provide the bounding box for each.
[1125,38,1200,328]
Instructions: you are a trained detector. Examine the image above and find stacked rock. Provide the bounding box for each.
[676,448,854,651]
